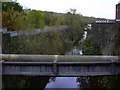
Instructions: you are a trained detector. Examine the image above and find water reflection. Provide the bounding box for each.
[45,77,80,88]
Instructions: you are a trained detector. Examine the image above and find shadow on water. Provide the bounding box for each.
[2,75,50,89]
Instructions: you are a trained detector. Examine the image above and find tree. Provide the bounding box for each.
[56,17,66,25]
[64,9,84,45]
[81,36,102,55]
[2,10,26,31]
[2,2,28,31]
[2,2,23,12]
[68,8,77,14]
[26,10,45,29]
[44,12,57,26]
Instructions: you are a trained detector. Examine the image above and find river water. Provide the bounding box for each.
[45,77,80,88]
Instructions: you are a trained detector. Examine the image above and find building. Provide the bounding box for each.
[116,1,120,20]
[88,2,120,55]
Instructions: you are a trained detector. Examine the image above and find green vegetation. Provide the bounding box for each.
[81,36,102,55]
[2,2,96,31]
[2,2,23,12]
[26,10,45,29]
[2,2,92,55]
[2,10,26,31]
[10,29,74,55]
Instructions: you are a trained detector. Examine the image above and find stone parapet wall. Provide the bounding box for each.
[89,22,120,55]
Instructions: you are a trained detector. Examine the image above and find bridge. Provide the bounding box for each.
[0,54,120,77]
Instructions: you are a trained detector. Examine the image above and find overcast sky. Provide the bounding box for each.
[17,0,120,19]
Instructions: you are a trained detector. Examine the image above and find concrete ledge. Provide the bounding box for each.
[0,54,119,62]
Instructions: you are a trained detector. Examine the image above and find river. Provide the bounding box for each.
[45,77,80,88]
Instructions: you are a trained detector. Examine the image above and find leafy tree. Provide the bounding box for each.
[44,12,57,26]
[81,36,102,55]
[2,10,26,31]
[64,10,84,45]
[56,17,66,25]
[2,2,23,12]
[67,8,77,15]
[26,10,45,29]
[2,2,28,31]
